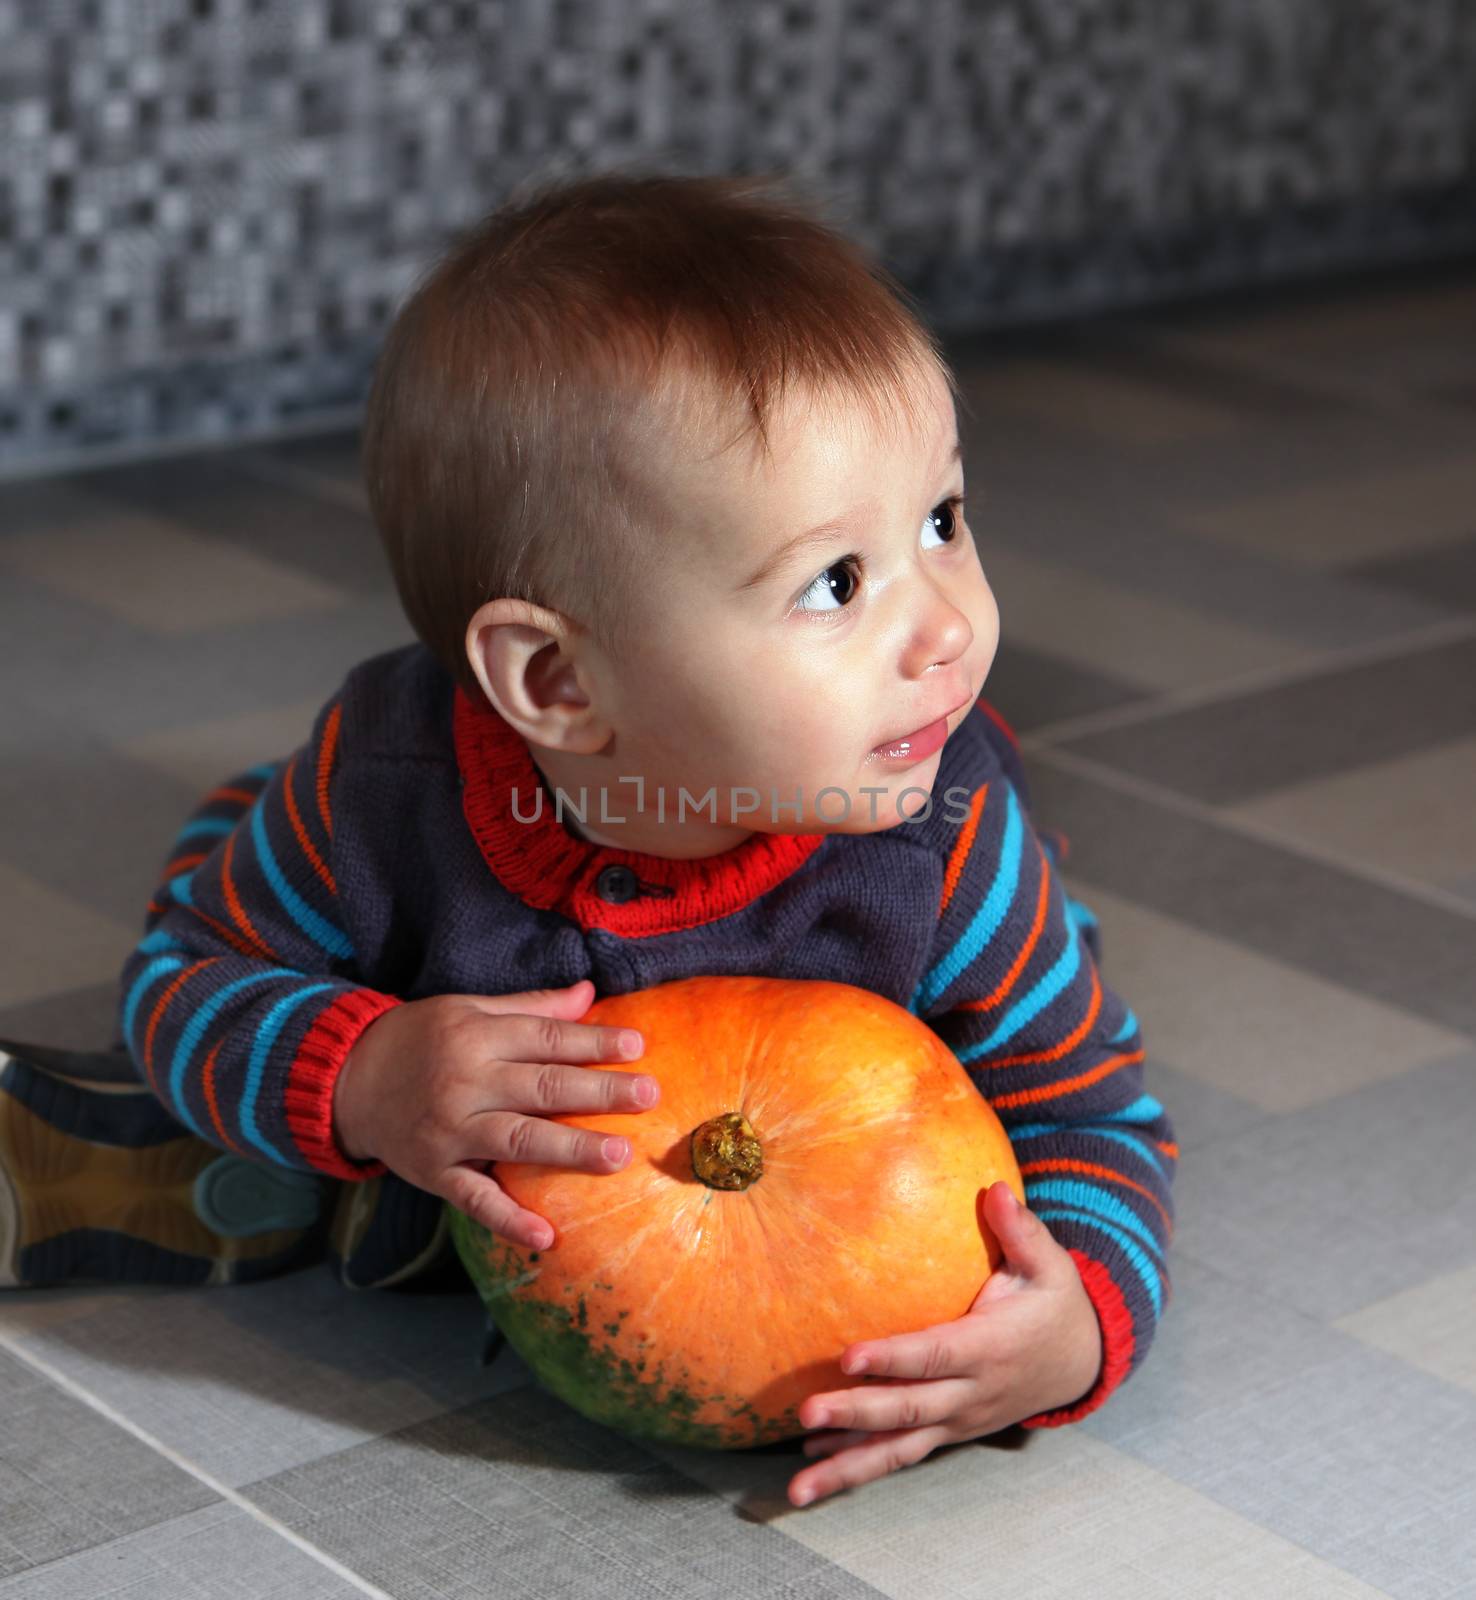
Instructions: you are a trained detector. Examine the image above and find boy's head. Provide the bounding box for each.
[363,168,998,850]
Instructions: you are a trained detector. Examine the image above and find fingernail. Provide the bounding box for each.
[634,1076,657,1106]
[844,1353,868,1374]
[619,1030,643,1057]
[602,1137,628,1163]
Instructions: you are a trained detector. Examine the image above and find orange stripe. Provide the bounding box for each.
[939,783,987,917]
[161,850,209,884]
[957,837,1050,1015]
[142,959,215,1095]
[1019,1156,1175,1239]
[202,784,262,809]
[970,963,1104,1071]
[182,897,274,962]
[991,1046,1145,1111]
[283,752,336,896]
[1157,1140,1179,1159]
[201,1036,246,1156]
[974,697,1020,751]
[316,702,341,841]
[220,830,272,958]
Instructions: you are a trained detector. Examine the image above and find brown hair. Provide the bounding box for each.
[361,165,960,697]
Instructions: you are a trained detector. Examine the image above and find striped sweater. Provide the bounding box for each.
[116,641,1177,1427]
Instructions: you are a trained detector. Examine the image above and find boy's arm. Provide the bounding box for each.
[911,708,1178,1428]
[116,691,402,1181]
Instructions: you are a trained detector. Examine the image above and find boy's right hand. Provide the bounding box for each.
[330,978,657,1252]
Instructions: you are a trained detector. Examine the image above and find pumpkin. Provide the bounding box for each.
[447,974,1023,1449]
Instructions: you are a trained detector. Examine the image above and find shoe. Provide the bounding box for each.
[0,1042,332,1288]
[325,1171,464,1292]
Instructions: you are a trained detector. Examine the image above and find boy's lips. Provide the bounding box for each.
[868,692,974,765]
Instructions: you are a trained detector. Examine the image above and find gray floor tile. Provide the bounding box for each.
[2,1270,514,1491]
[0,1343,217,1580]
[252,428,365,486]
[0,565,416,754]
[978,472,1456,651]
[72,454,395,597]
[0,1502,367,1599]
[1023,751,1476,1035]
[1343,532,1476,616]
[0,515,349,635]
[1089,1254,1476,1600]
[1227,734,1476,906]
[982,637,1150,735]
[0,981,123,1052]
[245,1383,884,1600]
[1062,879,1466,1115]
[1171,1048,1476,1324]
[1049,632,1476,805]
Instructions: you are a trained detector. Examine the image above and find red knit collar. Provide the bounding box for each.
[451,685,829,936]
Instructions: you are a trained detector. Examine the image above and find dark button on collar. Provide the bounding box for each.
[595,864,638,903]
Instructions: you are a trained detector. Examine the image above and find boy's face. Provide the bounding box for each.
[577,353,998,839]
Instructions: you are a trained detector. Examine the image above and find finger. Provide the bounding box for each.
[803,1376,975,1437]
[836,1323,987,1383]
[496,1056,658,1117]
[462,980,597,1018]
[473,1109,639,1177]
[439,1165,555,1250]
[790,1426,948,1508]
[800,1428,870,1459]
[497,1011,647,1072]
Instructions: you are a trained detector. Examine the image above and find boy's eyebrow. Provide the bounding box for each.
[735,439,963,594]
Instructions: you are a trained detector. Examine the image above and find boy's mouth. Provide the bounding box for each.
[867,692,973,766]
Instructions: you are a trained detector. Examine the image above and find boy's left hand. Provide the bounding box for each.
[788,1180,1104,1509]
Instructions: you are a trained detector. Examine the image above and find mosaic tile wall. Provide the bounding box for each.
[2,0,1474,479]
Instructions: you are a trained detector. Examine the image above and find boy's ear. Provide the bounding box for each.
[464,598,607,752]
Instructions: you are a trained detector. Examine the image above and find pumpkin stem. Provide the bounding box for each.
[690,1110,764,1191]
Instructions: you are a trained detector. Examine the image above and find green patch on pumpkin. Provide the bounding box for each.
[447,1205,784,1449]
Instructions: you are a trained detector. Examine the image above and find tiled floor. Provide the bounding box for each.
[2,260,1475,1598]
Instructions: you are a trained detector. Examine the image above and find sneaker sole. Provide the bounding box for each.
[0,1047,326,1288]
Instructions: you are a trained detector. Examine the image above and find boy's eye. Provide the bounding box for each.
[795,554,862,614]
[794,496,967,615]
[922,494,966,550]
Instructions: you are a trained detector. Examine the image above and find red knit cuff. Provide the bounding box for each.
[1017,1251,1137,1429]
[284,987,402,1182]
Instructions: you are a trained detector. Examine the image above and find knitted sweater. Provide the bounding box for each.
[116,641,1177,1427]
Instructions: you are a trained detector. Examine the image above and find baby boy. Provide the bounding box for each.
[5,169,1176,1510]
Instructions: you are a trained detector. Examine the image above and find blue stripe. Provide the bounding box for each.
[175,818,234,843]
[1023,1178,1164,1261]
[955,926,1082,1063]
[168,870,195,906]
[912,784,1025,1013]
[1007,1095,1165,1128]
[1034,1206,1163,1317]
[1065,895,1098,930]
[1102,1093,1164,1123]
[121,954,186,1049]
[136,927,189,955]
[1007,1099,1167,1134]
[998,1120,1173,1177]
[240,984,339,1163]
[249,800,352,959]
[246,762,280,780]
[1110,1008,1139,1045]
[168,967,304,1137]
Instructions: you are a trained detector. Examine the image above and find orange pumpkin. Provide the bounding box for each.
[447,975,1023,1448]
